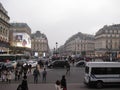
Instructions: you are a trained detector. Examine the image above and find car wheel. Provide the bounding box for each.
[96,81,103,89]
[50,66,53,68]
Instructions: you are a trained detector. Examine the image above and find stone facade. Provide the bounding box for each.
[10,23,31,55]
[64,32,95,57]
[0,3,10,53]
[95,24,120,59]
[31,31,49,57]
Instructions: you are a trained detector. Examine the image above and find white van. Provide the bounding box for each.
[84,62,120,88]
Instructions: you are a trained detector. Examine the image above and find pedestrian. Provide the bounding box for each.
[17,75,28,90]
[17,69,21,80]
[23,63,29,76]
[33,67,40,84]
[42,68,47,83]
[66,64,70,76]
[55,80,63,90]
[28,64,32,74]
[1,70,5,82]
[15,69,18,81]
[7,70,12,83]
[61,75,67,90]
[72,59,75,66]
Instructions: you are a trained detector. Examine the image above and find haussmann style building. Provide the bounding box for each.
[31,31,50,57]
[9,23,31,56]
[0,3,10,54]
[95,24,120,61]
[64,32,95,57]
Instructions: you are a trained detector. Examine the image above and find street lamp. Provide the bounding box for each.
[56,42,58,56]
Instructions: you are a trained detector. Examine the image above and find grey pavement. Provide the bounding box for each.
[0,83,120,90]
[0,83,84,90]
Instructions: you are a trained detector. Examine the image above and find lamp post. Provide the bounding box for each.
[56,42,58,56]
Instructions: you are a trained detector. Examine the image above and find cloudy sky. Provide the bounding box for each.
[1,0,120,49]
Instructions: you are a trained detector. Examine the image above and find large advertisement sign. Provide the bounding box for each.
[13,33,31,48]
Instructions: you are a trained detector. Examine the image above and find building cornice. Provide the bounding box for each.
[0,18,10,27]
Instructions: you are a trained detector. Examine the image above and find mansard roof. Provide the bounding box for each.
[95,24,120,36]
[31,31,47,40]
[0,2,8,14]
[65,32,94,44]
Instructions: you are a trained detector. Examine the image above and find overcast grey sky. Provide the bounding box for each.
[1,0,120,49]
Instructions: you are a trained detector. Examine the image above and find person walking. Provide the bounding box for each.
[28,64,32,74]
[61,75,67,90]
[42,68,47,83]
[7,70,12,83]
[15,69,18,81]
[66,64,70,76]
[1,70,5,82]
[33,67,40,84]
[17,75,28,90]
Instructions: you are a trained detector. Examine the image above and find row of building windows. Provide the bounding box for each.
[96,34,120,39]
[105,30,120,34]
[0,12,9,22]
[31,39,47,43]
[0,23,8,37]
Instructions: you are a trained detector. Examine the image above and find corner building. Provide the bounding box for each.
[64,32,95,57]
[95,24,120,60]
[31,31,50,57]
[9,23,31,56]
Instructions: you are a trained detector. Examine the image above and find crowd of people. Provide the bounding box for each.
[0,57,74,90]
[0,60,47,84]
[0,69,12,83]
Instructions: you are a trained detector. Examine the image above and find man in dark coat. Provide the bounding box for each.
[61,75,67,90]
[21,76,28,90]
[33,67,40,84]
[17,75,28,90]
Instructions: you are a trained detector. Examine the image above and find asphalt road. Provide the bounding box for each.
[0,66,120,90]
[22,66,85,84]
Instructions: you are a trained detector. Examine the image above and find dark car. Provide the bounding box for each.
[4,62,14,70]
[16,59,27,66]
[0,62,14,71]
[0,62,5,70]
[48,60,70,68]
[75,60,86,67]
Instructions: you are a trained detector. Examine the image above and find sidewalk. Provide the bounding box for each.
[0,83,85,90]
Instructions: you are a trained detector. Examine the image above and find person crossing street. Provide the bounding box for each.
[33,66,40,84]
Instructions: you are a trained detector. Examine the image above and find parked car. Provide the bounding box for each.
[0,62,5,70]
[75,60,86,67]
[4,62,14,70]
[16,59,27,66]
[23,60,38,68]
[9,61,17,69]
[48,60,70,68]
[0,62,14,70]
[29,60,38,67]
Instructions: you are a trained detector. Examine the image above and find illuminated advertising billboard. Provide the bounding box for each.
[13,33,31,48]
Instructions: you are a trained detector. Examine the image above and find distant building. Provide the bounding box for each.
[95,24,120,60]
[64,32,95,57]
[58,45,65,56]
[31,31,50,57]
[10,23,31,56]
[0,3,10,54]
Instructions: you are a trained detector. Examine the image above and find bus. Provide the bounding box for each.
[0,54,29,62]
[84,62,120,88]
